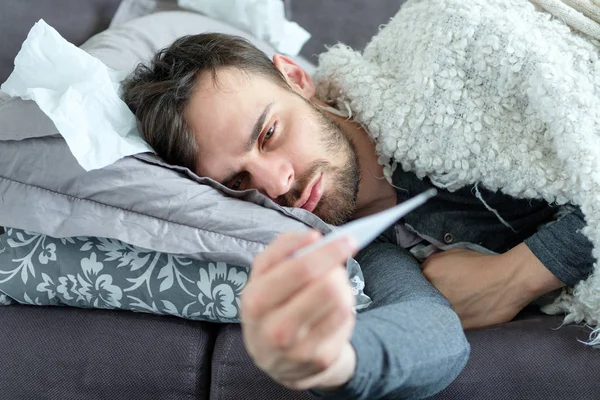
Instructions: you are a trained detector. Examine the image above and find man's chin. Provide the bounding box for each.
[314,203,353,226]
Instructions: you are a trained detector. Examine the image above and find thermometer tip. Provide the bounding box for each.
[425,188,438,198]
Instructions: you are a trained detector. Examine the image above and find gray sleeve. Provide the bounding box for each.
[310,241,470,400]
[524,207,594,286]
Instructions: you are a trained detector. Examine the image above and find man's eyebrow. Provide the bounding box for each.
[245,102,274,152]
[221,102,274,186]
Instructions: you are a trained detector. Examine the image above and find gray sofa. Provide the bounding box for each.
[1,304,598,400]
[1,1,600,399]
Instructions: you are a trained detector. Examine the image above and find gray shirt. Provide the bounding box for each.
[392,169,594,286]
[311,169,593,400]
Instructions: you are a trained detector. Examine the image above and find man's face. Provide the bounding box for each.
[186,67,360,225]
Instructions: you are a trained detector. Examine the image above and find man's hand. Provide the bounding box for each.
[421,244,564,329]
[241,231,358,391]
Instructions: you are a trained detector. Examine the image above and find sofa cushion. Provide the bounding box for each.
[211,310,600,400]
[210,324,311,400]
[431,310,600,400]
[0,305,216,400]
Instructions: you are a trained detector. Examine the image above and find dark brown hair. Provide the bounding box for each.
[122,33,290,171]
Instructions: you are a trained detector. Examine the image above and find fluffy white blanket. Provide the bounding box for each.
[314,0,600,340]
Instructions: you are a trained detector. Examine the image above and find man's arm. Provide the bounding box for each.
[422,207,595,328]
[242,232,470,400]
[311,241,470,400]
[524,207,595,287]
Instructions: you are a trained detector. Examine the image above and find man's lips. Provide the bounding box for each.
[296,173,323,212]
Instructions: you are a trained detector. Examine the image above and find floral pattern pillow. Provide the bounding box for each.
[0,228,371,322]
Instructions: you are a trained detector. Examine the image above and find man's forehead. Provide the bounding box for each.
[193,68,248,102]
[190,79,272,137]
[190,69,277,126]
[187,70,277,178]
[195,66,274,95]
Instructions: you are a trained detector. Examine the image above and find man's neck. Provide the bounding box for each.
[319,101,397,219]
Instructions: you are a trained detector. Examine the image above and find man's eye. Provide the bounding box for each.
[230,176,244,190]
[264,124,276,143]
[231,178,243,190]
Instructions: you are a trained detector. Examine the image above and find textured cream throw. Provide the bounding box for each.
[314,0,600,341]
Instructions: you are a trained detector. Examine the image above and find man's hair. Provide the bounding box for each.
[122,33,290,171]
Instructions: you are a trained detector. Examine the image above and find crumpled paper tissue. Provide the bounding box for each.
[178,0,311,56]
[1,20,153,171]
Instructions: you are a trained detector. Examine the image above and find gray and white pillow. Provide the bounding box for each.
[0,228,370,321]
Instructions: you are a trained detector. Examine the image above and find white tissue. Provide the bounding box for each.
[1,20,153,171]
[178,0,311,56]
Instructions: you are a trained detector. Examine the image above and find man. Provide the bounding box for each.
[122,33,594,399]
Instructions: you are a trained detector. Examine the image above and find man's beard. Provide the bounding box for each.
[278,100,361,225]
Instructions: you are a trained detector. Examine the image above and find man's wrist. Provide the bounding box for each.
[312,342,357,392]
[503,243,564,302]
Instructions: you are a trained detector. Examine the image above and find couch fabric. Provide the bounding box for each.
[432,309,599,400]
[210,324,311,400]
[2,304,598,400]
[0,305,217,400]
[209,311,600,400]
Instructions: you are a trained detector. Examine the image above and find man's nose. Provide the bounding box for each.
[248,158,293,200]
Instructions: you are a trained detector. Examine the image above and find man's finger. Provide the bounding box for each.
[259,298,355,387]
[252,230,321,277]
[258,266,353,349]
[242,236,356,321]
[289,320,355,390]
[296,284,355,344]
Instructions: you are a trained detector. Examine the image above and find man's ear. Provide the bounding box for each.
[273,54,316,99]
